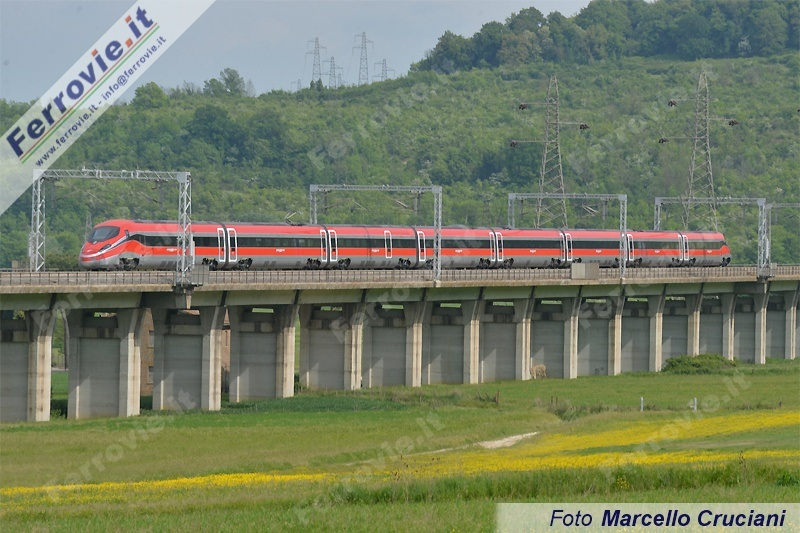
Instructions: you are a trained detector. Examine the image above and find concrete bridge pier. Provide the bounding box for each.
[648,292,666,371]
[422,297,484,385]
[720,293,736,361]
[66,309,143,419]
[404,300,430,387]
[300,303,365,390]
[228,304,298,401]
[574,290,624,378]
[463,300,483,384]
[514,299,533,381]
[0,310,56,422]
[360,297,431,389]
[686,294,703,356]
[478,299,527,383]
[608,295,625,376]
[733,291,759,363]
[563,296,581,379]
[762,284,800,360]
[661,296,694,362]
[530,290,578,379]
[785,288,799,359]
[151,307,223,412]
[754,285,769,365]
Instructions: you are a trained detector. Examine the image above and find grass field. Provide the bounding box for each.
[2,359,799,531]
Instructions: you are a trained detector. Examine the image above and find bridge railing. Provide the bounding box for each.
[2,265,798,290]
[770,264,800,278]
[201,265,769,286]
[202,267,576,285]
[609,266,760,280]
[0,271,175,287]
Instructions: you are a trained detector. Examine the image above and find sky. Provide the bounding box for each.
[0,0,592,103]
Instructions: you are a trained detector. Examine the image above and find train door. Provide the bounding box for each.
[489,231,497,263]
[562,232,574,265]
[680,234,689,265]
[216,228,226,265]
[329,230,338,263]
[417,231,426,263]
[228,228,238,264]
[384,230,392,259]
[494,231,505,263]
[319,230,328,264]
[626,233,635,264]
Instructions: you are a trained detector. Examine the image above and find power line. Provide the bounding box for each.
[323,57,342,89]
[354,32,373,86]
[373,59,394,82]
[659,72,739,231]
[511,75,589,228]
[306,37,326,86]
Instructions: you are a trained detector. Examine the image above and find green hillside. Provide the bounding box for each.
[1,11,798,269]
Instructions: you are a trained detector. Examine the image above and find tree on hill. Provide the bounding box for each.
[414,0,798,72]
[203,68,249,97]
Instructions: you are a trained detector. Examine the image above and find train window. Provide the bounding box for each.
[573,240,620,250]
[338,237,372,248]
[690,240,723,250]
[506,239,560,249]
[237,237,297,248]
[441,238,490,249]
[637,240,679,250]
[237,237,257,247]
[144,235,178,247]
[194,237,217,247]
[394,238,415,249]
[88,226,120,243]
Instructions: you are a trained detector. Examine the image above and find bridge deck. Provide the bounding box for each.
[1,266,798,294]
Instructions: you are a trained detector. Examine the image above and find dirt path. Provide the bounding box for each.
[476,432,539,449]
[419,431,540,456]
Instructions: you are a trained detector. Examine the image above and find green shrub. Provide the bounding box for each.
[662,354,737,374]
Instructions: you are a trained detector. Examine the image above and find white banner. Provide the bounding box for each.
[0,0,216,215]
[497,503,799,532]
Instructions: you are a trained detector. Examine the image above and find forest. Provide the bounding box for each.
[0,0,797,268]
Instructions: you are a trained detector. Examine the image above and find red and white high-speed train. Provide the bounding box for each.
[79,219,732,271]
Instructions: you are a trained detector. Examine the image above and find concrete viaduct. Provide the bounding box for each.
[1,266,798,423]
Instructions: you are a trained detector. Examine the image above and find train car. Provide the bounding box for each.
[568,229,626,267]
[230,222,327,270]
[683,231,731,267]
[627,230,683,267]
[416,227,499,269]
[80,219,182,270]
[626,230,731,267]
[494,228,565,268]
[324,225,420,270]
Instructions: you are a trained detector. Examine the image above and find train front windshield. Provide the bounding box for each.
[88,226,120,244]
